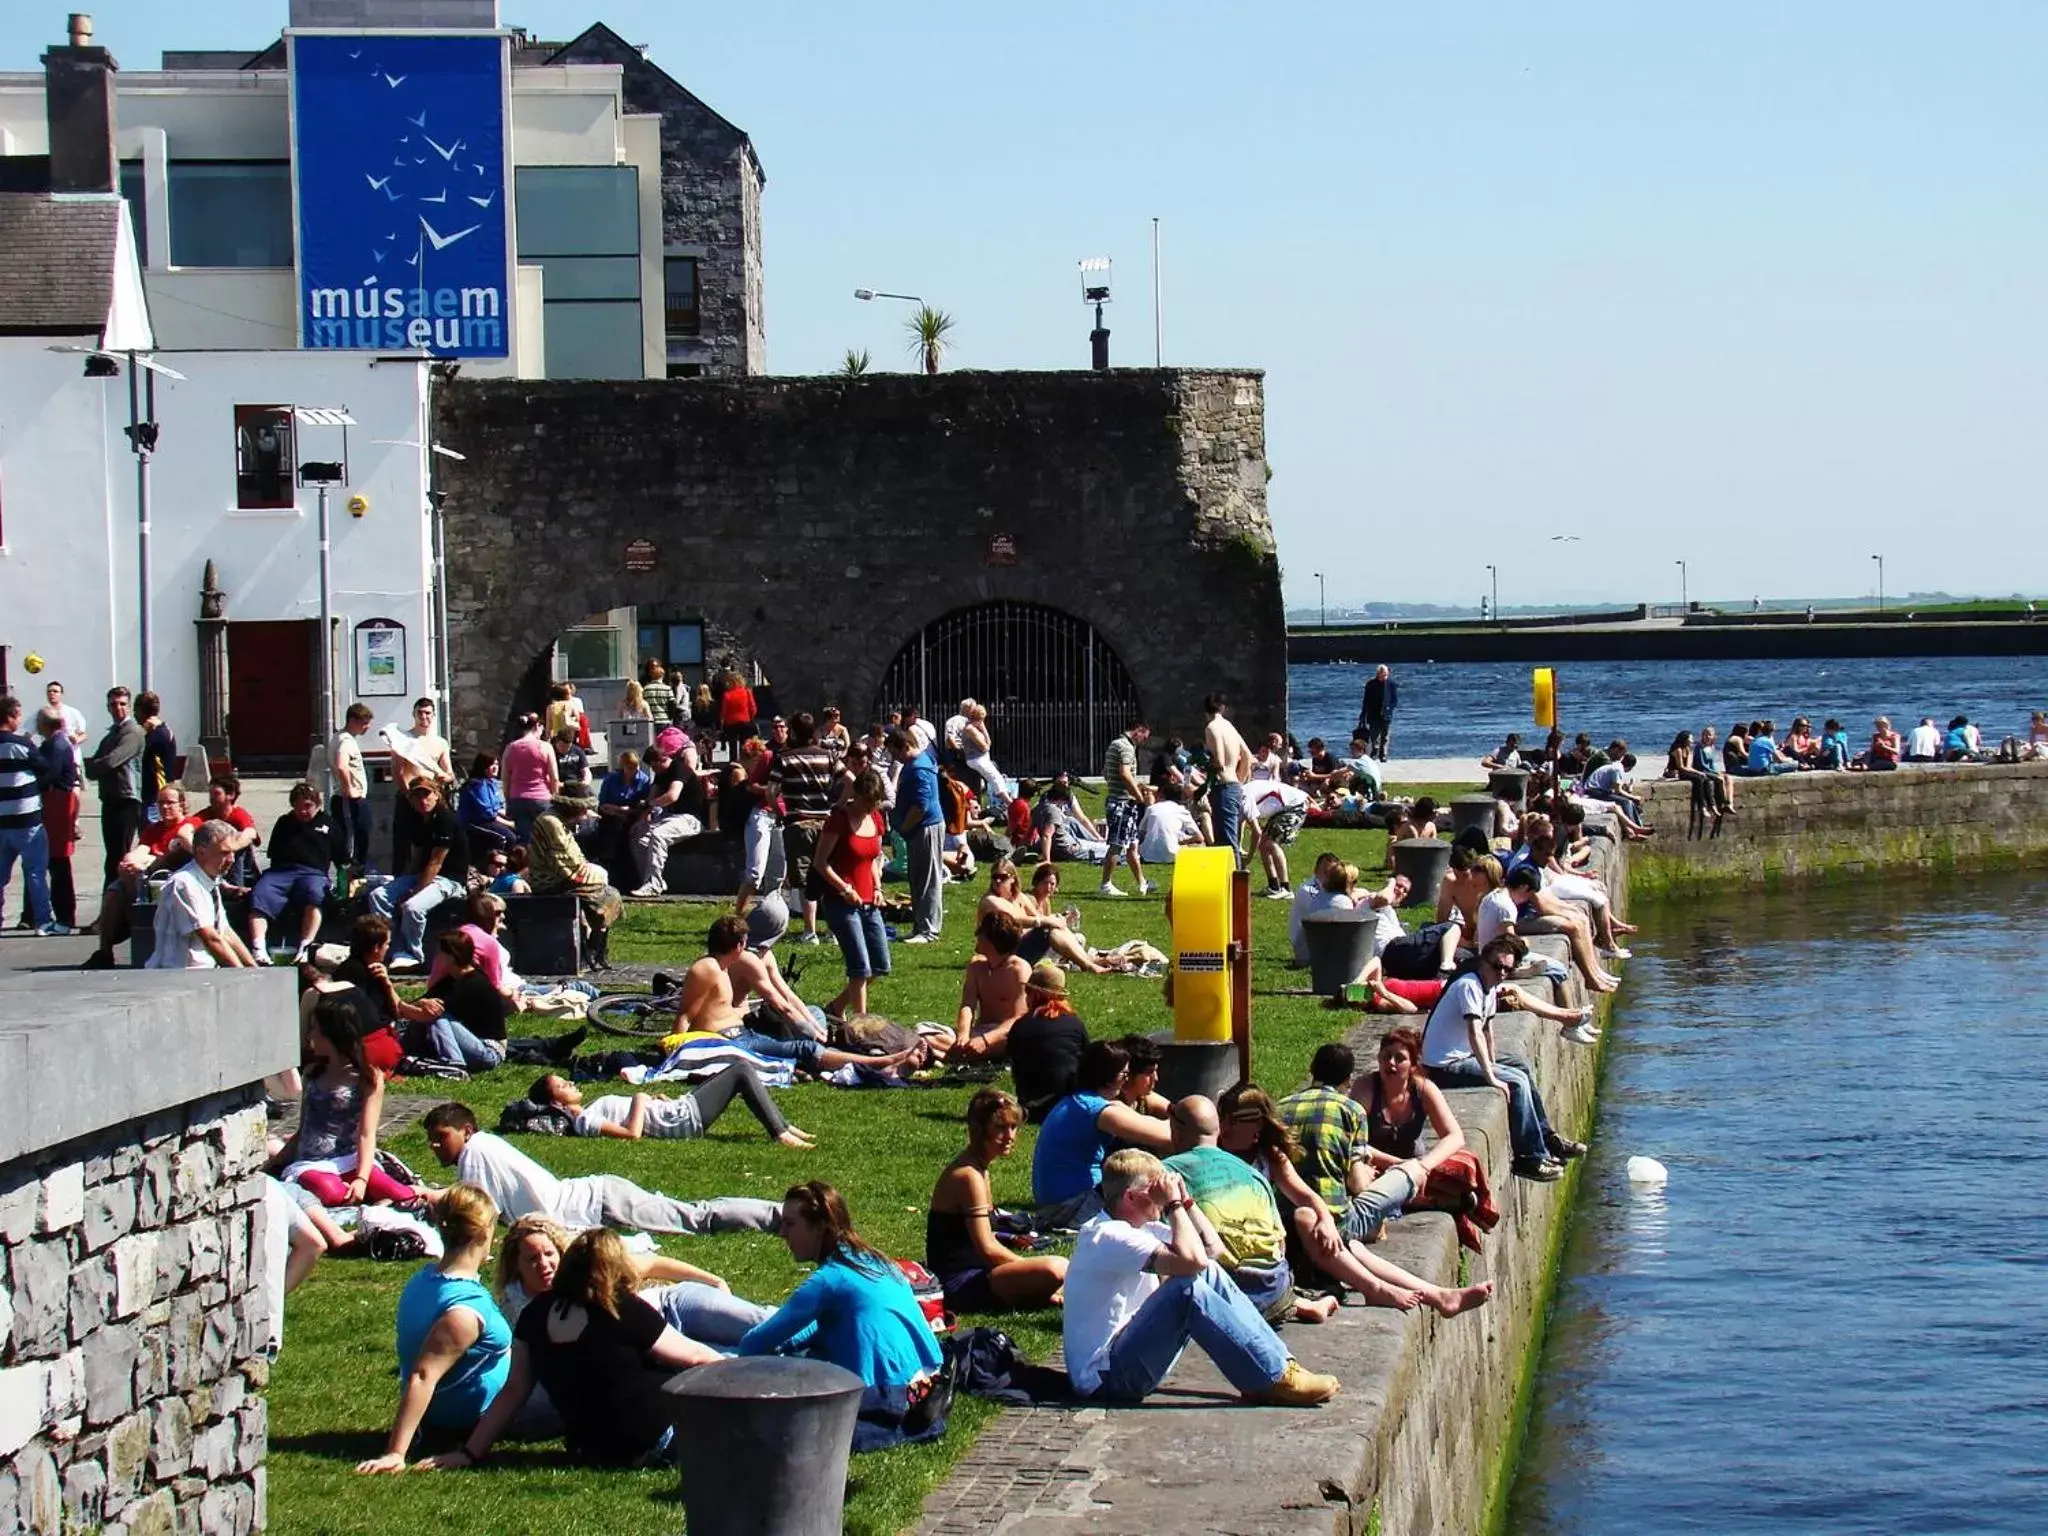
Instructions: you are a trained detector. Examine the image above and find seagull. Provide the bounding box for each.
[348,49,362,59]
[1550,534,1582,543]
[420,218,481,251]
[405,251,420,267]
[468,191,496,208]
[373,247,388,263]
[413,156,427,164]
[383,73,407,87]
[393,156,407,167]
[421,189,447,204]
[366,173,391,191]
[399,135,409,144]
[423,133,460,162]
[471,164,488,176]
[408,111,428,128]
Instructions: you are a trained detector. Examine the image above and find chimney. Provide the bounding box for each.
[42,13,119,196]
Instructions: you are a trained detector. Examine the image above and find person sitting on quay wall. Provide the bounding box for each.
[525,787,624,969]
[1857,716,1903,771]
[1031,1040,1176,1228]
[926,1089,1069,1315]
[245,780,334,966]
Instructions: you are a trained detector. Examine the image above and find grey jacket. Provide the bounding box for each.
[83,717,144,806]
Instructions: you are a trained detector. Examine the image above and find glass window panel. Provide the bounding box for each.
[559,627,622,681]
[168,162,293,268]
[664,255,699,335]
[667,624,703,665]
[119,161,146,266]
[514,166,639,257]
[541,300,643,379]
[533,255,640,301]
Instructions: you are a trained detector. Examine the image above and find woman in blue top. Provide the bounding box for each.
[1029,1041,1174,1222]
[457,752,517,853]
[357,1184,512,1473]
[738,1181,949,1451]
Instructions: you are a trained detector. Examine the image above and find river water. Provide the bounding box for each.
[1506,870,2048,1535]
[1285,657,2047,759]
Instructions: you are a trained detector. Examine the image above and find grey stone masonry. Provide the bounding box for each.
[435,368,1288,760]
[1,970,295,1535]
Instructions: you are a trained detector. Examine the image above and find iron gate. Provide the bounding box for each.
[874,601,1142,777]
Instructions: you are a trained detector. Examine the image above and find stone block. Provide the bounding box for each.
[83,1324,140,1425]
[149,1394,193,1479]
[0,1169,36,1245]
[152,1223,190,1302]
[233,1398,265,1473]
[216,1107,271,1180]
[200,1307,237,1383]
[45,1347,83,1422]
[210,1371,246,1422]
[81,1175,140,1253]
[11,1237,71,1358]
[62,1450,106,1531]
[69,1250,116,1342]
[185,1217,224,1283]
[191,1416,235,1481]
[136,1145,177,1231]
[168,1146,217,1224]
[119,1486,177,1536]
[0,1360,49,1458]
[87,1145,144,1186]
[0,1272,11,1356]
[110,1231,160,1320]
[37,1163,85,1234]
[104,1407,150,1515]
[132,1329,168,1405]
[15,1442,59,1536]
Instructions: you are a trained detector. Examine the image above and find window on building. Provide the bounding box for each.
[636,619,705,672]
[556,626,624,682]
[664,255,699,338]
[513,166,644,380]
[168,162,293,268]
[234,405,295,510]
[119,160,147,266]
[666,362,704,379]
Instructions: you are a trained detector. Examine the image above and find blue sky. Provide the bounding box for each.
[8,2,2043,607]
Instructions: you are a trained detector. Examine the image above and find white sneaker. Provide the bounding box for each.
[631,883,667,899]
[1137,879,1158,895]
[902,933,936,945]
[1098,882,1127,897]
[1563,1021,1600,1046]
[1263,885,1293,901]
[251,949,273,966]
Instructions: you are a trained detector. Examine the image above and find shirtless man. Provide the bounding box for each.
[678,914,926,1075]
[1202,693,1253,865]
[947,911,1032,1061]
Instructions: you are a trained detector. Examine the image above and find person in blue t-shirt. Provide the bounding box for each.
[357,1184,512,1474]
[738,1181,949,1451]
[886,727,945,944]
[1030,1041,1175,1226]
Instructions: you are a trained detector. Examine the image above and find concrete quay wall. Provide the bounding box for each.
[1630,760,2048,894]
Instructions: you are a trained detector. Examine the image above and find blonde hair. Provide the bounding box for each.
[554,1228,639,1319]
[436,1183,498,1253]
[495,1214,570,1300]
[1100,1148,1166,1211]
[624,681,646,709]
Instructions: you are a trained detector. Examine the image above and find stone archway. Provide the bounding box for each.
[434,369,1286,759]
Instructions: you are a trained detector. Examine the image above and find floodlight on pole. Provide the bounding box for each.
[1079,257,1112,371]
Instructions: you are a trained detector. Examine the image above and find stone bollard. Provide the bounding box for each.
[1302,913,1378,999]
[1154,1033,1240,1104]
[1448,795,1497,839]
[1390,837,1453,906]
[663,1356,866,1536]
[1488,768,1530,807]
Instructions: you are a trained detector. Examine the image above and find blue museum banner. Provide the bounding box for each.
[290,32,511,357]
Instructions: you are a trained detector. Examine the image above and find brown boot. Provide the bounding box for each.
[1243,1360,1340,1407]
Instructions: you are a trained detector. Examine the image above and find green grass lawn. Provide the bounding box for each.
[266,788,1472,1535]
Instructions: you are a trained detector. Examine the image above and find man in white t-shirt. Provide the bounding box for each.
[526,1062,814,1148]
[44,681,88,747]
[1248,779,1309,901]
[147,821,256,969]
[1137,787,1204,867]
[1060,1148,1338,1406]
[1420,936,1582,1180]
[1904,717,1942,761]
[421,1102,782,1234]
[942,699,973,759]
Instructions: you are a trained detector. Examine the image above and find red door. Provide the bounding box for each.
[228,620,316,765]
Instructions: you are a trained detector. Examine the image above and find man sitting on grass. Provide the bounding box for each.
[1062,1148,1340,1406]
[945,910,1031,1061]
[421,1101,783,1235]
[526,1062,815,1148]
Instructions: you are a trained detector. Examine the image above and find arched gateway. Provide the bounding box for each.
[433,369,1286,758]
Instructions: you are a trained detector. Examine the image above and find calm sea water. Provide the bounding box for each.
[1286,657,2048,759]
[1507,871,2048,1536]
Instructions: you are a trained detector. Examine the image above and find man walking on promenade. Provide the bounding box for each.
[0,696,64,935]
[889,726,945,944]
[1358,665,1398,761]
[1202,695,1252,866]
[1099,719,1154,897]
[82,686,145,887]
[330,702,374,878]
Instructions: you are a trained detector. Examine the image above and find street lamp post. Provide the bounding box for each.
[853,288,923,305]
[293,408,357,790]
[1313,571,1326,629]
[1486,564,1499,625]
[1676,558,1688,611]
[1872,553,1885,614]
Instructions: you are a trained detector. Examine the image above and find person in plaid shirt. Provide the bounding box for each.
[1278,1043,1435,1245]
[1098,721,1154,898]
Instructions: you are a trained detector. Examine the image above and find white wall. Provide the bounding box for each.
[0,347,435,749]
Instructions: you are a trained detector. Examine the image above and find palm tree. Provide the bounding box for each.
[840,347,871,378]
[905,305,955,374]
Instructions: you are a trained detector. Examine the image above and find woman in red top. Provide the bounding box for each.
[718,670,758,760]
[810,767,891,1019]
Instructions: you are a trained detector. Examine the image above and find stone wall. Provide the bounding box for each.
[0,972,297,1536]
[1630,760,2048,892]
[436,368,1287,760]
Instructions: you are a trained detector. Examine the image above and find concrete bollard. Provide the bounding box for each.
[1302,913,1378,999]
[1488,768,1531,807]
[663,1356,865,1536]
[1390,837,1454,906]
[1448,795,1497,839]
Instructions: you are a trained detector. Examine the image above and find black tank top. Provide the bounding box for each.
[1363,1076,1428,1159]
[925,1206,983,1278]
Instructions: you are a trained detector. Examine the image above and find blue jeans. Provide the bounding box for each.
[723,1029,823,1072]
[0,824,52,929]
[417,1016,506,1072]
[648,1279,773,1345]
[1428,1053,1552,1163]
[1093,1263,1289,1401]
[822,896,891,981]
[370,873,463,962]
[1341,1163,1421,1243]
[1211,782,1245,866]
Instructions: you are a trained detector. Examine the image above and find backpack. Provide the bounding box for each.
[896,1259,949,1334]
[497,1099,578,1136]
[838,1013,919,1058]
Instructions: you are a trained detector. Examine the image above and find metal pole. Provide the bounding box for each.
[1488,565,1499,624]
[1151,217,1162,367]
[131,355,153,691]
[317,482,335,791]
[1677,558,1687,611]
[1315,572,1326,629]
[1873,554,1884,613]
